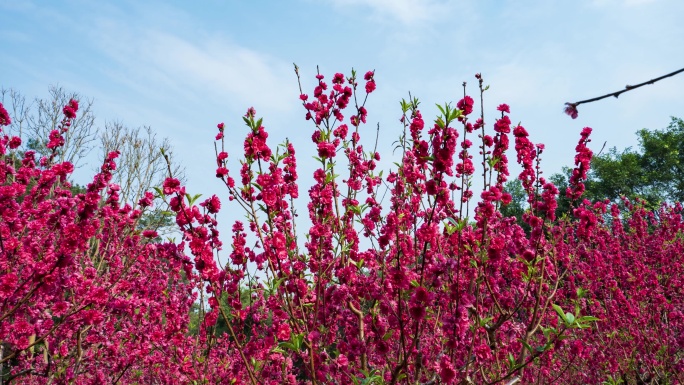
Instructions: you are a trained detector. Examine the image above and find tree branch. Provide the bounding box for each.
[564,67,684,119]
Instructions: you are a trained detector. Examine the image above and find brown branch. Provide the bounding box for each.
[564,67,684,118]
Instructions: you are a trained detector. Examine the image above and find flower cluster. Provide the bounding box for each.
[0,101,201,384]
[567,126,593,200]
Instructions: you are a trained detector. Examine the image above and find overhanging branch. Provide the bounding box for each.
[564,67,684,119]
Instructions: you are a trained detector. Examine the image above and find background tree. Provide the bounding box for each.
[576,117,684,208]
[498,178,527,222]
[1,86,185,233]
[25,86,97,167]
[99,121,185,234]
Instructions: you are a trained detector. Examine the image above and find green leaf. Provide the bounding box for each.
[449,108,462,122]
[278,341,297,351]
[507,353,516,369]
[270,277,286,292]
[552,303,568,323]
[576,287,588,299]
[153,186,164,197]
[479,316,493,327]
[400,99,409,113]
[186,193,202,206]
[436,103,446,116]
[521,339,534,354]
[565,312,575,325]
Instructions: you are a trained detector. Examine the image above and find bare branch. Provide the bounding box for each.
[0,88,32,140]
[564,67,684,119]
[100,122,186,204]
[25,85,98,167]
[100,121,186,234]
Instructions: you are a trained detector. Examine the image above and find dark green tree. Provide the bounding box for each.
[574,117,684,209]
[499,179,526,222]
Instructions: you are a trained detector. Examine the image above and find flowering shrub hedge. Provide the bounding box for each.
[0,70,682,384]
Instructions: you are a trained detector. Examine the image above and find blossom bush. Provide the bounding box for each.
[0,69,682,384]
[0,101,199,383]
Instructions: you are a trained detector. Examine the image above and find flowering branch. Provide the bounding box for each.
[564,67,684,119]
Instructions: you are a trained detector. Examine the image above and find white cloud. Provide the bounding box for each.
[89,19,296,115]
[327,0,452,25]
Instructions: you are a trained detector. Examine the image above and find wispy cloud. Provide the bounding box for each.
[88,17,296,115]
[327,0,452,25]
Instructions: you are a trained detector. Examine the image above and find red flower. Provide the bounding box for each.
[162,178,181,195]
[216,167,228,179]
[142,230,158,238]
[0,102,11,126]
[201,195,221,214]
[0,273,17,297]
[440,357,456,383]
[276,323,291,340]
[457,96,474,115]
[8,136,21,149]
[63,99,79,119]
[564,103,579,119]
[138,191,154,208]
[333,73,345,84]
[365,80,376,94]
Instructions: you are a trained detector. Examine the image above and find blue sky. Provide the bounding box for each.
[1,0,683,210]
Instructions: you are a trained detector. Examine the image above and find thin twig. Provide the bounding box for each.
[596,141,607,157]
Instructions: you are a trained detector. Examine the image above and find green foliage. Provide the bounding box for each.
[188,286,256,337]
[500,179,527,221]
[586,117,684,208]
